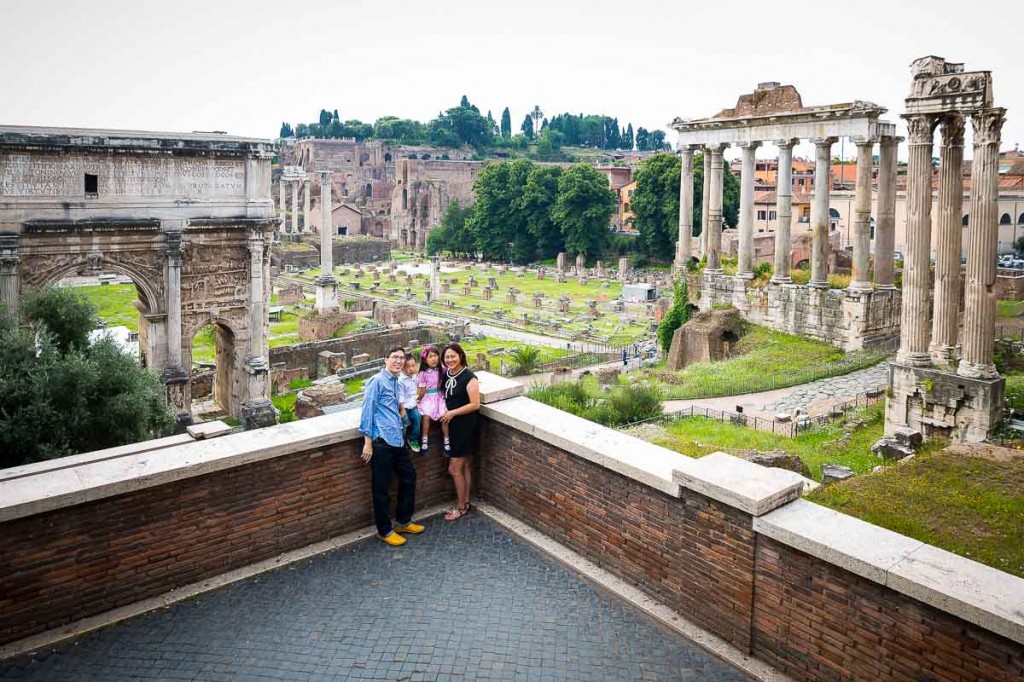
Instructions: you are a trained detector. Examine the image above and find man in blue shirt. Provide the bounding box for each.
[359,346,424,546]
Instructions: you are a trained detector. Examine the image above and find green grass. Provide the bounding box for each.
[77,283,140,331]
[344,377,367,395]
[636,325,882,400]
[331,318,375,338]
[809,451,1024,578]
[997,300,1024,318]
[649,403,889,481]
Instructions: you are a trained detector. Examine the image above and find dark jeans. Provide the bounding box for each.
[402,406,422,446]
[371,439,417,536]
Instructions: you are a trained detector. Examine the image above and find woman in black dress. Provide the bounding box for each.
[439,342,480,521]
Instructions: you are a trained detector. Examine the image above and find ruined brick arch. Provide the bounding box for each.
[182,313,245,416]
[1018,213,1024,225]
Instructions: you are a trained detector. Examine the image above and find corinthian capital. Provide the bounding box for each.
[774,138,798,150]
[939,115,965,147]
[904,114,937,144]
[971,108,1006,146]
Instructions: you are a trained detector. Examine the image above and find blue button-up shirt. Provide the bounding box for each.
[359,367,404,447]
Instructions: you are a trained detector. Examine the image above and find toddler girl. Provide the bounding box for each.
[417,344,449,454]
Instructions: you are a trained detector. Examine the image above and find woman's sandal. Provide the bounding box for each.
[444,503,472,521]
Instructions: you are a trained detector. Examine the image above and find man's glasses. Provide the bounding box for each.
[387,354,406,361]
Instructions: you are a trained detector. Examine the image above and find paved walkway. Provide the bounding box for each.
[0,514,751,682]
[663,362,890,421]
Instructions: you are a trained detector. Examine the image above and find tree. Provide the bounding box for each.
[0,289,176,469]
[635,127,650,151]
[521,114,535,140]
[649,130,670,151]
[428,201,476,257]
[467,159,534,261]
[522,165,565,259]
[279,122,293,138]
[624,123,634,150]
[460,95,470,108]
[500,107,512,138]
[1015,236,1024,255]
[689,152,741,233]
[657,280,692,354]
[551,165,617,259]
[631,153,681,260]
[319,109,333,127]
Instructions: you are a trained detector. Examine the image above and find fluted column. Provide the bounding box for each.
[674,146,695,274]
[246,229,267,359]
[290,181,299,234]
[848,137,876,292]
[772,139,797,283]
[897,115,937,367]
[164,230,184,370]
[874,136,899,289]
[959,109,1006,379]
[278,180,287,234]
[700,149,711,257]
[0,233,20,314]
[930,116,966,364]
[316,170,339,313]
[809,137,836,287]
[303,179,311,232]
[706,144,728,272]
[737,141,761,278]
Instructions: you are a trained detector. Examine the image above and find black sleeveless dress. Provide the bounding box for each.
[443,367,479,458]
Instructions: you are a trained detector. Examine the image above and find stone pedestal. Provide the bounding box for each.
[886,363,1004,443]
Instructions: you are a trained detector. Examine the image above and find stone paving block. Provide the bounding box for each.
[0,514,751,682]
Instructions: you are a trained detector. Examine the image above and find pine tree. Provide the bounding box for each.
[500,107,512,138]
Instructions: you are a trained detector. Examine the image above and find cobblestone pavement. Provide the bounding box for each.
[760,362,889,415]
[0,514,751,682]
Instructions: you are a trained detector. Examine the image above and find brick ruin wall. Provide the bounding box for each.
[268,324,447,375]
[0,441,453,645]
[270,238,391,270]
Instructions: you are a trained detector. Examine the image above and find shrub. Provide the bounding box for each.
[509,345,542,375]
[604,383,662,425]
[657,279,691,354]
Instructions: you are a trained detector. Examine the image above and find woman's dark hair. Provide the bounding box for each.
[443,342,468,371]
[419,344,441,373]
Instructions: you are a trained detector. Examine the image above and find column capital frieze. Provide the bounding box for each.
[810,137,838,147]
[939,114,966,147]
[902,114,938,144]
[970,108,1006,146]
[880,135,903,148]
[706,143,730,154]
[774,138,799,150]
[318,169,333,183]
[737,141,762,151]
[850,136,878,147]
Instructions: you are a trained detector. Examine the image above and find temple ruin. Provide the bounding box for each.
[885,56,1006,442]
[671,82,902,351]
[0,126,278,428]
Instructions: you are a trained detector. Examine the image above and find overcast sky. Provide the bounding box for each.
[1,0,1020,161]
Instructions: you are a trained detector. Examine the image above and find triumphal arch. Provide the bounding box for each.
[0,125,278,428]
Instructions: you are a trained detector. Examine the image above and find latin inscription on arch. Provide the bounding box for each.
[0,153,245,198]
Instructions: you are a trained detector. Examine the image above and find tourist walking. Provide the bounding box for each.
[417,344,448,453]
[358,346,424,546]
[440,343,480,521]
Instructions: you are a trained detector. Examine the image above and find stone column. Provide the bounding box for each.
[897,115,937,367]
[240,229,275,430]
[162,227,189,421]
[930,116,966,364]
[290,181,299,234]
[674,146,695,274]
[315,170,339,313]
[706,144,728,272]
[700,148,711,257]
[809,137,837,287]
[737,141,761,278]
[848,137,875,292]
[303,179,311,232]
[874,136,899,289]
[278,180,287,234]
[959,109,1007,379]
[430,255,441,302]
[772,139,797,283]
[0,233,19,314]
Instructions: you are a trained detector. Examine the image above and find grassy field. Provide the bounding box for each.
[81,283,140,330]
[289,262,652,346]
[636,324,883,399]
[646,403,890,480]
[810,450,1024,578]
[997,300,1024,318]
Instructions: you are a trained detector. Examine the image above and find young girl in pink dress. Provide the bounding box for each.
[417,345,449,454]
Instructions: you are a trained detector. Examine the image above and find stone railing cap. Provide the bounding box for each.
[672,452,805,516]
[474,371,524,404]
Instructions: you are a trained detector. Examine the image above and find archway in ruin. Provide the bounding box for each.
[188,321,238,418]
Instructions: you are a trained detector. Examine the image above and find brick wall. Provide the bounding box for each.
[0,440,453,645]
[477,418,757,651]
[753,537,1024,682]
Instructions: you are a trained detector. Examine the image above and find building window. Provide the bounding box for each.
[84,174,98,197]
[1000,213,1012,225]
[337,226,348,236]
[769,210,777,221]
[757,210,767,221]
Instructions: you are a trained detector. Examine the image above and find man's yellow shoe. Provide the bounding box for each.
[379,531,407,546]
[393,522,425,534]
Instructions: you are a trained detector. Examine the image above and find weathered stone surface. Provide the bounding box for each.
[294,384,347,419]
[595,367,621,385]
[665,308,743,372]
[743,450,811,478]
[892,426,923,448]
[871,437,915,460]
[298,311,356,342]
[821,464,854,485]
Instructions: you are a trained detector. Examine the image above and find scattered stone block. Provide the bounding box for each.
[871,437,915,460]
[744,450,811,478]
[294,383,347,419]
[187,420,233,440]
[892,427,923,448]
[822,464,855,485]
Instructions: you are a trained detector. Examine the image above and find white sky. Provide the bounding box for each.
[1,0,1020,162]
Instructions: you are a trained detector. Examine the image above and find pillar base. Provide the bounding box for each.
[847,282,873,294]
[770,276,792,285]
[885,363,1004,443]
[808,280,828,289]
[315,276,339,314]
[957,360,999,380]
[895,350,932,368]
[240,398,277,430]
[928,343,958,368]
[735,272,754,280]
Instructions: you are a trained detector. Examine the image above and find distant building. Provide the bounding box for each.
[619,180,638,233]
